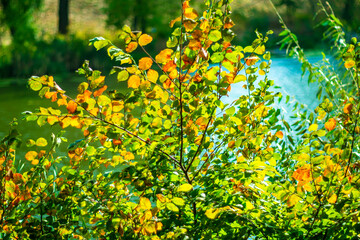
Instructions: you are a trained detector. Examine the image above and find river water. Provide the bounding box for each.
[0,56,321,141]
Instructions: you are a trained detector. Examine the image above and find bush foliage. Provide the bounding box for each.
[0,0,359,239]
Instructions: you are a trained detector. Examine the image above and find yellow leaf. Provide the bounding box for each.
[177,183,193,192]
[139,197,151,210]
[205,208,220,219]
[234,74,246,83]
[25,151,38,161]
[308,124,318,132]
[36,137,48,147]
[128,75,141,89]
[144,222,156,235]
[139,57,153,70]
[138,34,153,46]
[344,103,353,114]
[328,194,337,204]
[344,59,355,69]
[147,69,159,83]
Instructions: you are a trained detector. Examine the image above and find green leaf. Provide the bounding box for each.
[117,70,129,82]
[209,30,222,42]
[171,197,185,206]
[166,202,179,212]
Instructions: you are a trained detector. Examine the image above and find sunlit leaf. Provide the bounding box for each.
[166,202,179,212]
[36,137,48,147]
[308,124,318,132]
[138,34,153,46]
[126,42,138,53]
[139,57,153,70]
[328,194,337,204]
[205,208,220,219]
[128,75,141,89]
[139,197,152,210]
[25,151,38,161]
[147,69,159,83]
[67,100,77,114]
[325,118,336,131]
[177,183,193,192]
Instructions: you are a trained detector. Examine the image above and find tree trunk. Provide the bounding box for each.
[58,0,69,34]
[342,0,356,23]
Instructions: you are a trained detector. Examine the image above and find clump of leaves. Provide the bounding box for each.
[0,0,359,239]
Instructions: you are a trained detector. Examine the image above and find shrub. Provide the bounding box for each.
[0,0,359,239]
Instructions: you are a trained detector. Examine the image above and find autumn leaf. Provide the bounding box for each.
[147,69,159,83]
[36,137,48,147]
[126,42,138,53]
[155,49,173,64]
[93,85,107,98]
[344,103,353,114]
[25,151,38,161]
[139,197,152,210]
[275,131,284,139]
[139,57,153,70]
[128,75,141,89]
[325,118,336,131]
[177,183,193,192]
[67,100,77,114]
[287,194,301,207]
[170,16,181,27]
[344,59,355,69]
[308,124,318,132]
[328,194,337,204]
[205,208,220,219]
[138,34,153,46]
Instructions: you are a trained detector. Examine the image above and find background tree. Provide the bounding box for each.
[58,0,69,35]
[0,0,42,44]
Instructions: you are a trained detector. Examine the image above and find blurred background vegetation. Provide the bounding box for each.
[0,0,359,80]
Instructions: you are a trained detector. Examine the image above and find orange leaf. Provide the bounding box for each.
[45,91,57,102]
[184,8,198,19]
[228,141,235,148]
[47,116,58,125]
[292,165,311,183]
[275,131,284,139]
[344,103,353,114]
[93,85,107,98]
[139,57,153,70]
[170,16,181,28]
[67,100,77,114]
[147,69,159,83]
[245,56,259,66]
[126,42,138,53]
[138,34,152,46]
[163,60,177,72]
[128,75,141,89]
[155,49,173,64]
[325,118,336,131]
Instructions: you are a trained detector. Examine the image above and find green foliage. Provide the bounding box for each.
[0,0,360,239]
[0,0,42,44]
